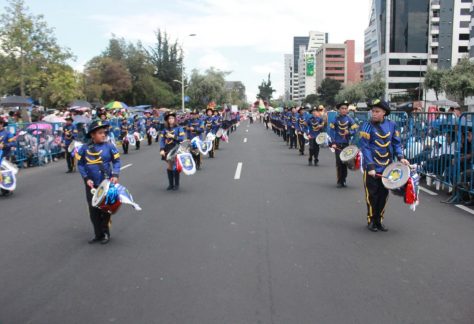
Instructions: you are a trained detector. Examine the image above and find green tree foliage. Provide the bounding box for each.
[423,67,445,100]
[257,74,276,101]
[441,58,474,103]
[84,56,132,102]
[362,72,386,100]
[188,68,229,109]
[148,30,183,94]
[0,0,76,100]
[335,83,365,104]
[226,81,247,109]
[317,78,342,107]
[303,94,319,106]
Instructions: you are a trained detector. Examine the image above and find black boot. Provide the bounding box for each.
[376,222,388,232]
[308,159,312,166]
[166,170,174,190]
[173,171,180,190]
[367,221,378,232]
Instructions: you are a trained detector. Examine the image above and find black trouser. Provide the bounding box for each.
[147,134,152,145]
[289,128,297,148]
[363,171,389,225]
[335,144,349,184]
[65,150,73,171]
[192,152,201,169]
[135,140,140,150]
[215,137,220,150]
[308,138,320,163]
[122,140,129,154]
[84,181,111,239]
[297,132,305,154]
[282,128,287,142]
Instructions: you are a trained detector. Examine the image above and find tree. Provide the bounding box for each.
[42,65,83,107]
[363,72,385,100]
[187,68,229,109]
[84,57,132,102]
[424,66,445,100]
[148,30,183,94]
[317,78,341,107]
[304,94,319,106]
[0,0,73,97]
[257,73,276,101]
[335,83,365,104]
[226,81,247,109]
[442,58,474,103]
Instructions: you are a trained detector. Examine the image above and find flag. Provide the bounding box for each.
[115,184,142,211]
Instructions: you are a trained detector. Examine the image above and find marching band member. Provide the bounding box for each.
[132,115,141,150]
[119,118,129,154]
[204,108,217,158]
[296,107,308,155]
[62,116,78,173]
[282,107,289,144]
[187,111,204,170]
[213,110,222,150]
[0,119,15,162]
[144,110,154,145]
[306,108,325,166]
[159,112,185,191]
[288,107,298,149]
[359,99,410,232]
[329,101,358,188]
[76,120,121,244]
[152,112,162,143]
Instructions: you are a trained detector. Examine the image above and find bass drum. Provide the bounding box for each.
[127,134,136,146]
[91,180,122,215]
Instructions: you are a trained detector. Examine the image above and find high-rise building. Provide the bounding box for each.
[315,40,363,90]
[293,37,310,74]
[284,54,293,101]
[468,1,474,60]
[434,0,473,69]
[364,0,431,100]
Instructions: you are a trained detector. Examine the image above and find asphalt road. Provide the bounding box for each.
[1,120,474,324]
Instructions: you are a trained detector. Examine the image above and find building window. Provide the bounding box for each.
[461,0,471,2]
[459,34,470,40]
[389,71,426,77]
[432,47,438,54]
[460,8,470,15]
[389,59,428,65]
[388,82,420,90]
[460,21,470,28]
[390,0,430,53]
[458,46,469,53]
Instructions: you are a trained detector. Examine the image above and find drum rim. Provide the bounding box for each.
[339,145,359,162]
[382,162,411,189]
[92,180,110,207]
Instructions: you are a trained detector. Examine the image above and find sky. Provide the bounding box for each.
[0,0,371,102]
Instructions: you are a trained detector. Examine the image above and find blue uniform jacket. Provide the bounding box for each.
[160,126,185,149]
[187,118,204,139]
[359,119,404,173]
[329,114,358,145]
[204,116,218,134]
[62,124,78,145]
[0,129,15,155]
[76,142,121,185]
[306,116,324,138]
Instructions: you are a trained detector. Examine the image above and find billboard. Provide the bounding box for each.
[306,54,315,76]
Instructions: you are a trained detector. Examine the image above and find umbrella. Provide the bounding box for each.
[73,115,91,124]
[105,101,128,110]
[0,96,32,107]
[42,114,66,123]
[27,123,53,131]
[69,106,91,112]
[69,100,92,109]
[430,99,460,108]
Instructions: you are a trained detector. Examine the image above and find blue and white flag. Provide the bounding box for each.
[115,184,142,211]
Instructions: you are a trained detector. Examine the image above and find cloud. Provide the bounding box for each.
[252,61,283,75]
[197,50,231,71]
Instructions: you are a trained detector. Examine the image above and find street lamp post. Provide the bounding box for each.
[177,33,196,113]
